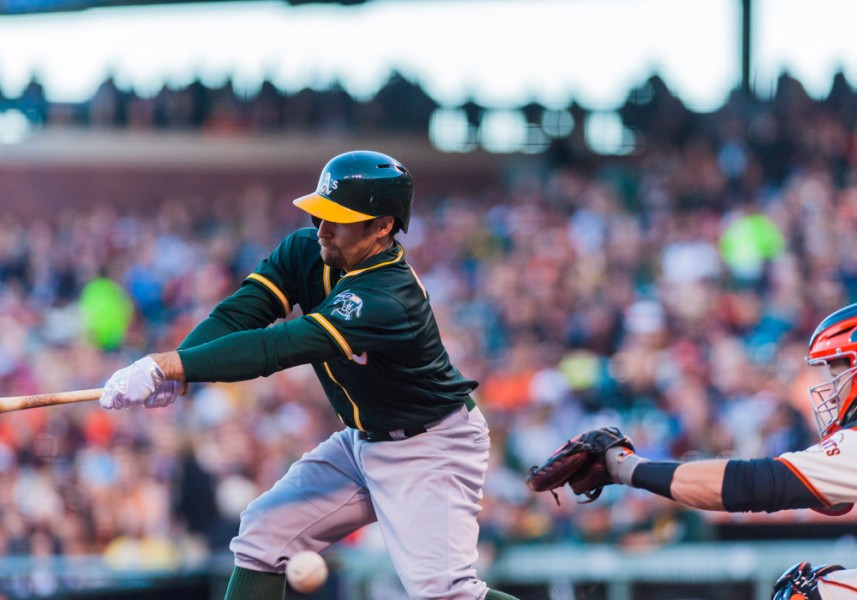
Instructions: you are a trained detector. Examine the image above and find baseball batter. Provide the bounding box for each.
[532,303,857,600]
[98,151,519,600]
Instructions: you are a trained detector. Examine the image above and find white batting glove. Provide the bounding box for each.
[144,380,182,409]
[100,356,176,410]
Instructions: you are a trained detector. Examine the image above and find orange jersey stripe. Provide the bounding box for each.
[775,457,833,507]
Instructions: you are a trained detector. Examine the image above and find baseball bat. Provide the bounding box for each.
[0,388,102,413]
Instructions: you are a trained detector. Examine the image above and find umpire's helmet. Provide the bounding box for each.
[807,303,857,435]
[293,150,414,233]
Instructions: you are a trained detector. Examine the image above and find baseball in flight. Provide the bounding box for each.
[286,550,329,594]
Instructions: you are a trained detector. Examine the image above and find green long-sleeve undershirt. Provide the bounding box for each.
[176,284,338,383]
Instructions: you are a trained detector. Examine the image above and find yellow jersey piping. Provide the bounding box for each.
[342,246,405,279]
[323,264,332,295]
[310,247,404,433]
[322,361,364,431]
[307,313,353,358]
[246,273,291,316]
[407,264,428,299]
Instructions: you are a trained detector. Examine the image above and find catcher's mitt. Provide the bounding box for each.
[526,427,634,504]
[771,561,844,600]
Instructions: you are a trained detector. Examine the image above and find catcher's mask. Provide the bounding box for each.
[293,150,414,234]
[806,303,857,436]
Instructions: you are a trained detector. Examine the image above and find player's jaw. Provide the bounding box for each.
[317,219,381,272]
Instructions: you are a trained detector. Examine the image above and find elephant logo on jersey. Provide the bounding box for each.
[332,290,363,320]
[319,171,338,196]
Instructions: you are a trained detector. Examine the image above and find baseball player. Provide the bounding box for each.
[528,302,857,599]
[98,150,519,600]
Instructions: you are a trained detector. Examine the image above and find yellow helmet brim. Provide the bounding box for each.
[293,193,375,224]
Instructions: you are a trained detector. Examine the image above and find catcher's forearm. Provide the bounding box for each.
[608,448,679,500]
[632,462,681,500]
[608,448,727,509]
[671,461,727,509]
[607,447,646,485]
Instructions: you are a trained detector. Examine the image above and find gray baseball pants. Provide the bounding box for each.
[230,404,492,600]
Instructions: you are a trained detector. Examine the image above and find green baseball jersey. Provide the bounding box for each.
[177,227,477,432]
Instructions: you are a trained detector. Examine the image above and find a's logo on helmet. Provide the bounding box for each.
[332,290,363,321]
[319,172,338,196]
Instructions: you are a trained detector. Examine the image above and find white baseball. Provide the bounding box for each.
[286,550,328,594]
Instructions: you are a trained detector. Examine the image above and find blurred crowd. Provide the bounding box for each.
[1,68,857,585]
[2,70,439,136]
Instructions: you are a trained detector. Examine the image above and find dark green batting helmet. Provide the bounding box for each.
[293,150,414,233]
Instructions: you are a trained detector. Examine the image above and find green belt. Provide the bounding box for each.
[360,397,476,443]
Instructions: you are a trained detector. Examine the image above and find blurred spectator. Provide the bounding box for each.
[1,66,857,570]
[78,276,134,351]
[88,74,127,128]
[16,74,48,125]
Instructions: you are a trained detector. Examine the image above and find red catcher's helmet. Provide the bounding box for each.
[806,304,857,436]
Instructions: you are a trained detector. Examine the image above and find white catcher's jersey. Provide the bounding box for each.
[774,428,857,598]
[818,569,857,599]
[777,427,857,508]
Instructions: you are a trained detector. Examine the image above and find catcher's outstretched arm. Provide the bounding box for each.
[608,448,726,509]
[608,450,831,513]
[670,461,727,509]
[528,427,834,513]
